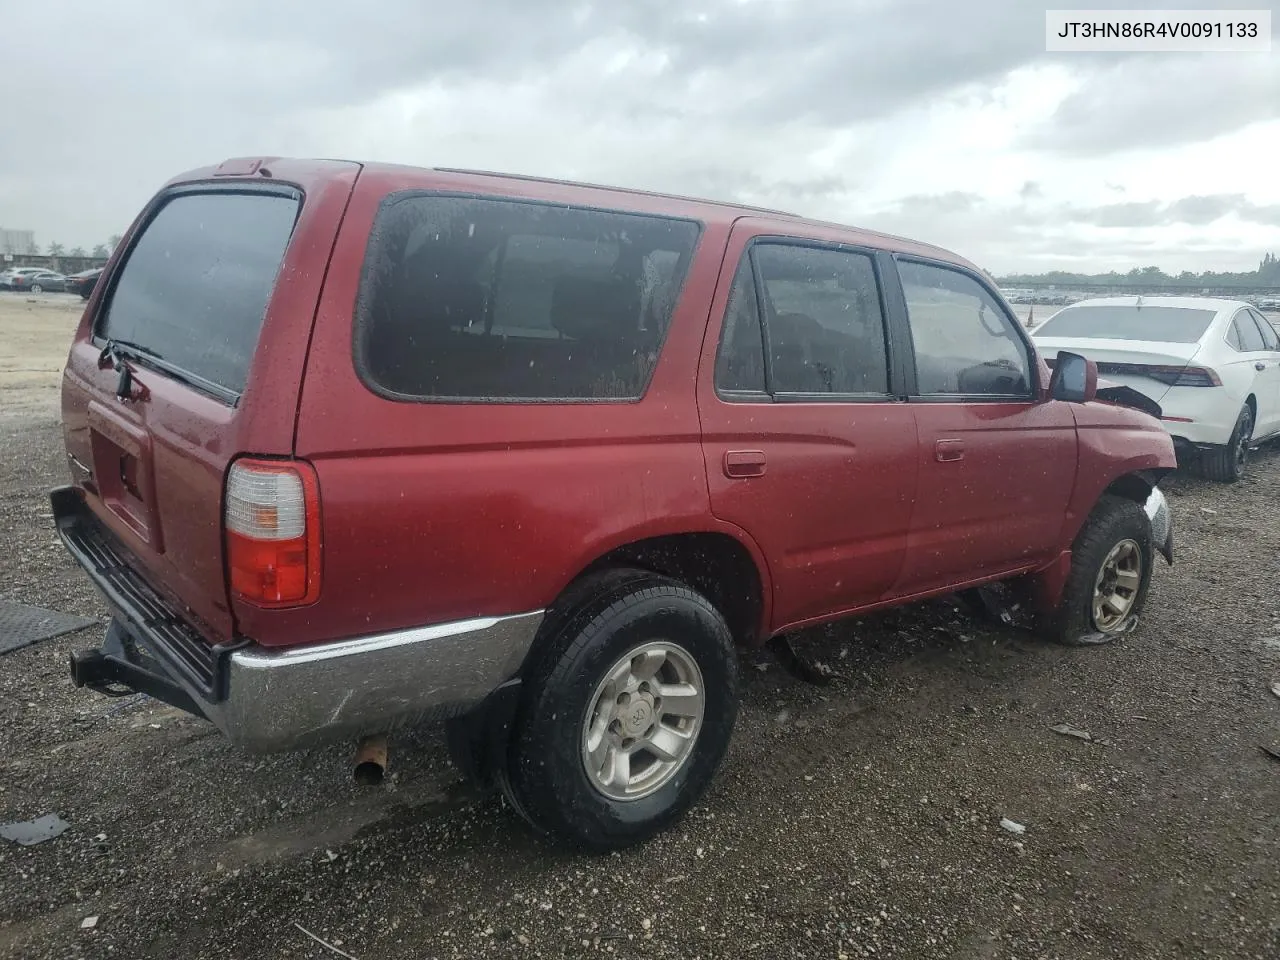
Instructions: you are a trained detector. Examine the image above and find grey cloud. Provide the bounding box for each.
[1022,55,1280,155]
[0,0,1276,259]
[1067,195,1280,228]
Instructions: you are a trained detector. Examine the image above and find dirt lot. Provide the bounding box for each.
[2,293,1279,960]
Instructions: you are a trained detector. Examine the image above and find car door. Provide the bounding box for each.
[887,257,1078,594]
[1244,309,1280,438]
[697,224,918,632]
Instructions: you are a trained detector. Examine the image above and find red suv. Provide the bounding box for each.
[54,158,1175,849]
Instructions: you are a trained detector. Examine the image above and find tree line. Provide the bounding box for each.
[998,252,1280,288]
[25,235,123,260]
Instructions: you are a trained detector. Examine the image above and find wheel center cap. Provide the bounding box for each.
[619,698,654,737]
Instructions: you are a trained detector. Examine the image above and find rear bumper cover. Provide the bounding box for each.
[52,486,543,752]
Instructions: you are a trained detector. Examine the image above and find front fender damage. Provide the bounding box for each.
[1143,485,1174,565]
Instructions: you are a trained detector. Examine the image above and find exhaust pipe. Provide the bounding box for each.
[353,734,388,786]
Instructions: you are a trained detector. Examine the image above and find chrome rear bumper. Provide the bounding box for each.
[209,612,543,751]
[53,483,543,752]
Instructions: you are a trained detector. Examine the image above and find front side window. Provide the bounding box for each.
[357,195,700,401]
[898,260,1031,398]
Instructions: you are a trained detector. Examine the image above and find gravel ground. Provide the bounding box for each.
[2,293,1279,960]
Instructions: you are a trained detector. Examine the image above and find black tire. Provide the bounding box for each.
[506,568,738,850]
[1036,495,1153,646]
[1196,405,1252,483]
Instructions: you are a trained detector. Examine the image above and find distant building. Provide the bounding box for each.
[0,228,36,256]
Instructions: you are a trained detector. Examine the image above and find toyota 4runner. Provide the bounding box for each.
[54,157,1175,849]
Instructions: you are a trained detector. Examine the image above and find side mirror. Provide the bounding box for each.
[1050,351,1097,403]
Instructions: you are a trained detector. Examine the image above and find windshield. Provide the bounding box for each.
[1034,305,1216,343]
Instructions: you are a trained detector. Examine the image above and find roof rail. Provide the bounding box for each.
[432,167,801,218]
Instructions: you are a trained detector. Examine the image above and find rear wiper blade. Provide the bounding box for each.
[98,338,163,367]
[96,337,239,405]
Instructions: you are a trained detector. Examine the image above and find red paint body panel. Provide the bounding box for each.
[693,221,919,633]
[902,401,1078,593]
[60,159,360,644]
[1061,400,1178,545]
[58,157,1178,661]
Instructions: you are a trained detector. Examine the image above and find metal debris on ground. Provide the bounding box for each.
[999,818,1026,835]
[80,916,98,930]
[293,922,360,960]
[1269,681,1280,700]
[1050,723,1093,742]
[768,635,843,685]
[0,813,71,846]
[0,600,95,655]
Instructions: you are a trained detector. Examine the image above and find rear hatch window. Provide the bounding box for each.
[97,190,300,400]
[1034,305,1216,343]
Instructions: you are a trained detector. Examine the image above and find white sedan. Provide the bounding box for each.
[1032,296,1280,482]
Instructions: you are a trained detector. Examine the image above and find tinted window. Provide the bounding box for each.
[1235,313,1266,352]
[898,260,1030,397]
[1034,305,1215,343]
[1226,320,1242,350]
[714,262,766,393]
[99,191,299,396]
[754,244,889,395]
[1249,310,1279,351]
[358,196,699,401]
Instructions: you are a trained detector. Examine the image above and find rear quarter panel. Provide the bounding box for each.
[269,171,742,649]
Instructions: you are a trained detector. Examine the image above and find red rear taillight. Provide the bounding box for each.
[1144,365,1221,387]
[225,458,321,607]
[1092,362,1221,387]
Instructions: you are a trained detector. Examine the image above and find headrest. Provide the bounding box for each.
[551,276,640,342]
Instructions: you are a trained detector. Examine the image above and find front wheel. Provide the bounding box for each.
[1037,495,1153,646]
[29,283,42,294]
[506,570,738,850]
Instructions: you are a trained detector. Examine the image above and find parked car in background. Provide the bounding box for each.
[0,267,47,290]
[54,157,1176,850]
[1033,296,1280,482]
[65,267,103,299]
[11,270,67,293]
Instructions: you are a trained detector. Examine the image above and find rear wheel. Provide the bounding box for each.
[1037,495,1153,646]
[506,569,737,850]
[1197,405,1252,483]
[30,283,42,294]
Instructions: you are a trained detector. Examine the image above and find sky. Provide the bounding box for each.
[0,0,1276,275]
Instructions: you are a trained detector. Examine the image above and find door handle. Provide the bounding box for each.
[935,439,965,462]
[1256,362,1267,371]
[724,450,767,478]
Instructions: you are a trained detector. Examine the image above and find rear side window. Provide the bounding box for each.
[1234,313,1266,352]
[713,242,891,398]
[1249,310,1279,351]
[898,260,1031,398]
[357,195,700,401]
[714,263,767,394]
[755,245,889,395]
[98,191,299,397]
